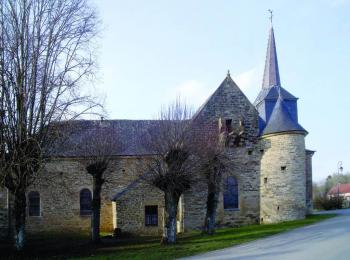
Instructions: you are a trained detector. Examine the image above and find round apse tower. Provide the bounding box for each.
[259,96,307,223]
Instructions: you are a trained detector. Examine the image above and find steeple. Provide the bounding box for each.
[254,14,303,135]
[262,26,281,89]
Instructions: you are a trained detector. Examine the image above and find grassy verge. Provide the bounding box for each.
[77,214,335,260]
[1,214,336,260]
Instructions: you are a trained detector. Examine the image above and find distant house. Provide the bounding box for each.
[328,183,350,207]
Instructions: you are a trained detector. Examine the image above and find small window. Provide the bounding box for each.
[28,191,40,216]
[225,119,232,132]
[264,177,268,184]
[281,166,286,171]
[223,176,239,209]
[145,205,158,226]
[248,150,253,155]
[260,149,264,154]
[80,189,92,216]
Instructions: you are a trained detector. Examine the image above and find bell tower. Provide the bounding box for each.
[256,15,309,223]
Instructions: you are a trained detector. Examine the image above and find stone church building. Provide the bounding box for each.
[0,25,314,237]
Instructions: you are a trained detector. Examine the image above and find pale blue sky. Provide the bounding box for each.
[91,0,350,182]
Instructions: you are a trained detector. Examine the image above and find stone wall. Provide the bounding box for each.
[260,132,306,223]
[24,157,143,234]
[184,75,261,230]
[183,146,261,230]
[305,150,315,214]
[115,181,165,235]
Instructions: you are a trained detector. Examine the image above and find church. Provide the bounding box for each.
[0,24,313,237]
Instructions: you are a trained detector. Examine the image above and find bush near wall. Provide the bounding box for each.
[313,196,343,210]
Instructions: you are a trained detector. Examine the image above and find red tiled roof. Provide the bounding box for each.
[328,183,350,195]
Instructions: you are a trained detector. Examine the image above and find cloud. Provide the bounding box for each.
[165,67,262,109]
[165,80,213,109]
[233,68,260,92]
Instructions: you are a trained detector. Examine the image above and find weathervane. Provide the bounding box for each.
[268,9,273,24]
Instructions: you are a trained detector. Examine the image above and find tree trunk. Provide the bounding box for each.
[91,176,103,244]
[204,182,219,235]
[13,189,26,251]
[163,191,179,244]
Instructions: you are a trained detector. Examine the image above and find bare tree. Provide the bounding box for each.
[140,99,194,244]
[78,121,123,244]
[0,0,99,250]
[194,119,230,235]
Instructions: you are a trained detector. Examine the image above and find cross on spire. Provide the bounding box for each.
[268,9,273,25]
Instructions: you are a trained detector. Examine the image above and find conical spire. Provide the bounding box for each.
[262,26,281,89]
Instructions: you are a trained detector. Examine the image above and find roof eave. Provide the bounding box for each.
[260,129,308,138]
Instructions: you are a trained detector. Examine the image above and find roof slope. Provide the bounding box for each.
[254,85,297,106]
[262,96,306,136]
[193,73,257,122]
[262,27,281,89]
[46,120,160,157]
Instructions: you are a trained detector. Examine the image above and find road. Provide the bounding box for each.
[183,209,350,260]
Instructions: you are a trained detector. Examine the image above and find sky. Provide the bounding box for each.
[90,0,350,182]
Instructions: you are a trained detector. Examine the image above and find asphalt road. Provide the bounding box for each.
[183,209,350,260]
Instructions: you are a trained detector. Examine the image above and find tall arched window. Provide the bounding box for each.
[28,191,40,216]
[223,176,239,209]
[80,189,92,216]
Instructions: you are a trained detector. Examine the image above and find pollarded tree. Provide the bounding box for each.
[194,119,231,235]
[78,121,124,244]
[140,99,195,244]
[0,0,100,250]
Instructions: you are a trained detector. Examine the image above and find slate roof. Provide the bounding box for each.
[254,26,298,106]
[254,85,297,106]
[262,27,281,89]
[46,120,161,157]
[262,95,307,136]
[254,25,307,136]
[111,176,143,201]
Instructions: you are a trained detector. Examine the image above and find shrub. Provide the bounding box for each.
[314,196,344,210]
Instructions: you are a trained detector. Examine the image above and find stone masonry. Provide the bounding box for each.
[184,74,261,229]
[23,157,153,234]
[305,150,315,214]
[260,133,306,223]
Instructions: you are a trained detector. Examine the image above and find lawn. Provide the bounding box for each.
[1,214,336,260]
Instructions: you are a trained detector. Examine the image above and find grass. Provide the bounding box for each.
[1,214,336,260]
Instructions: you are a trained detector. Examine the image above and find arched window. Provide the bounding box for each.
[28,191,40,216]
[80,189,92,216]
[223,176,239,209]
